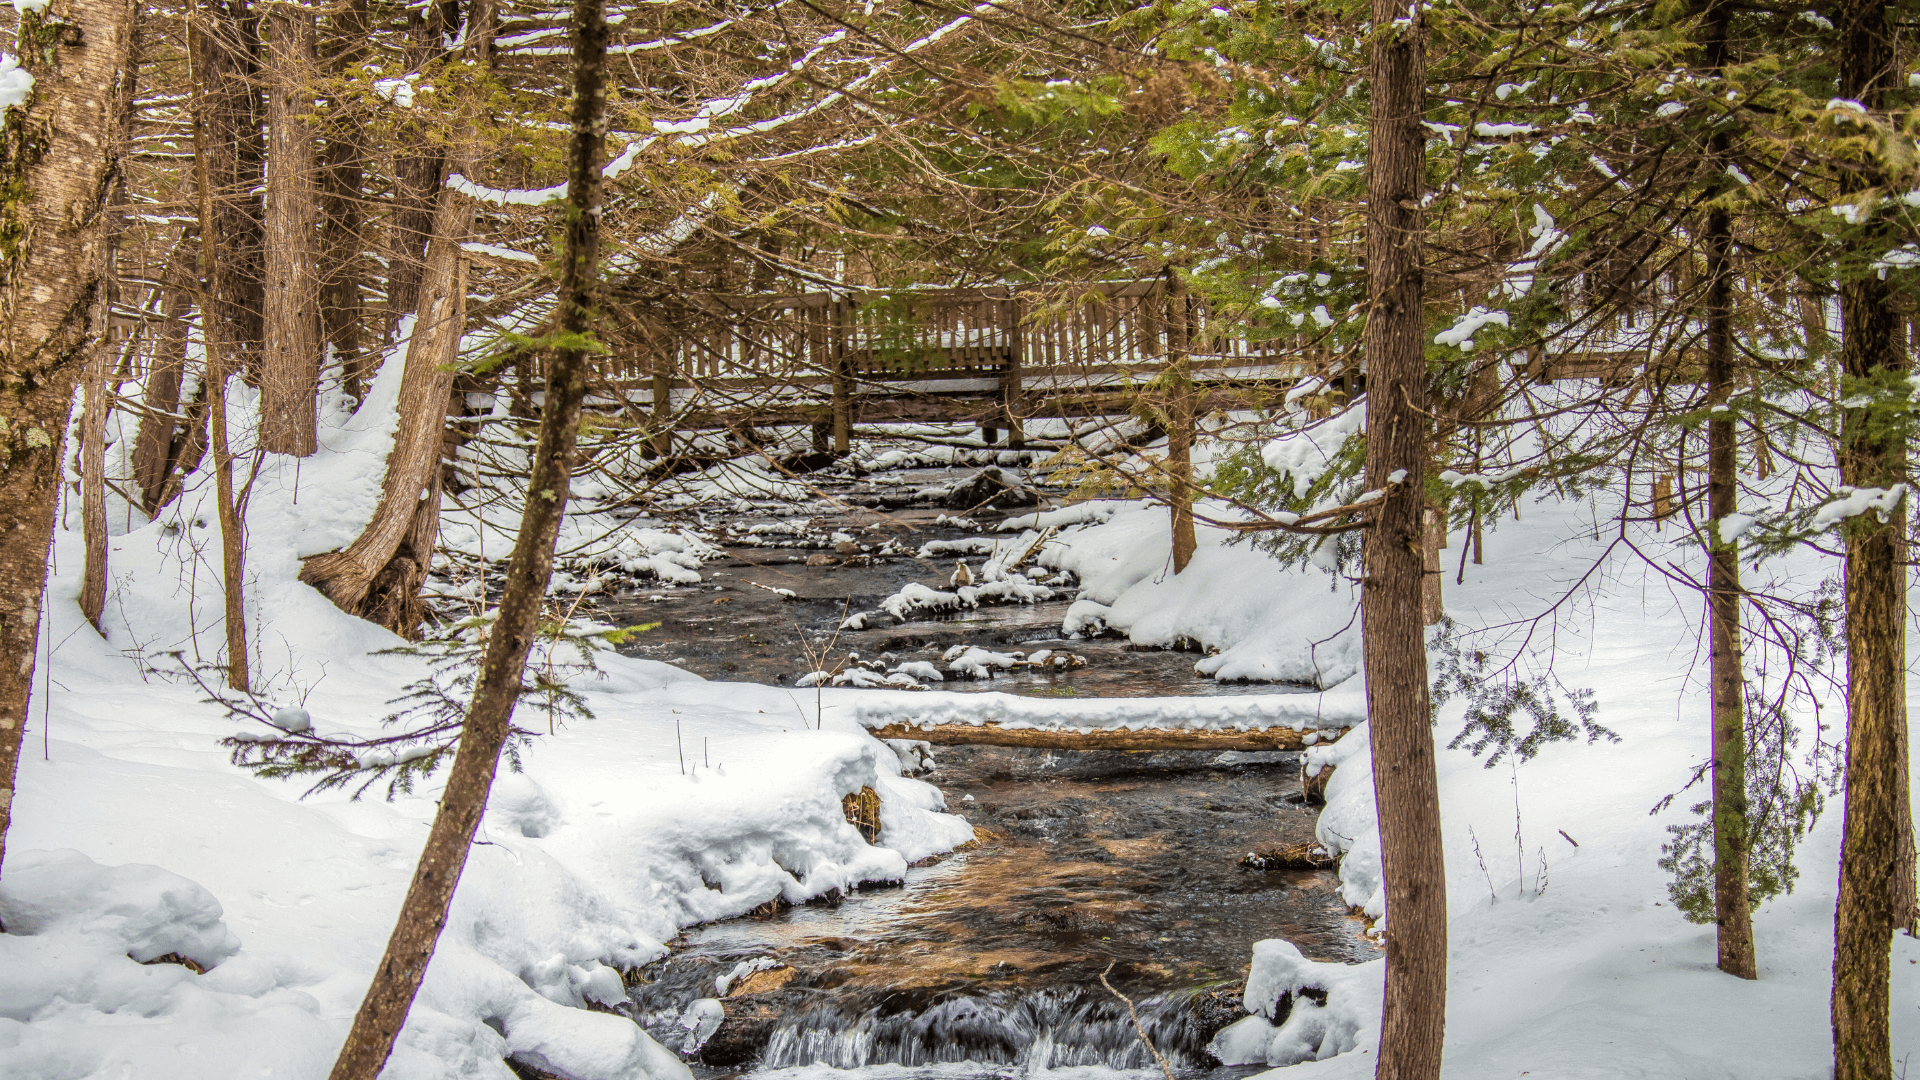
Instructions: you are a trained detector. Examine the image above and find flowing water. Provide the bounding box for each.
[584,466,1376,1079]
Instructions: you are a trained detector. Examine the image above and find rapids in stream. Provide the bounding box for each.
[581,460,1375,1079]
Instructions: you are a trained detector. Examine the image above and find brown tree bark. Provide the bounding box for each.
[316,0,368,399]
[188,0,266,380]
[1704,202,1755,980]
[297,2,494,637]
[1693,0,1755,981]
[1165,270,1196,573]
[298,175,470,636]
[1832,3,1907,1073]
[76,337,112,631]
[259,0,322,456]
[192,15,251,692]
[129,255,210,515]
[1363,3,1446,1079]
[0,0,142,877]
[323,0,609,1070]
[381,3,447,342]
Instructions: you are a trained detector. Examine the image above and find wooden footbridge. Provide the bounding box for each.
[583,276,1317,451]
[542,275,1678,452]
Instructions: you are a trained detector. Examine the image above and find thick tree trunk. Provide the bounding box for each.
[323,0,609,1072]
[1704,203,1756,980]
[0,0,142,877]
[1363,4,1446,1079]
[1832,3,1907,1076]
[260,0,321,456]
[189,0,266,380]
[1165,271,1196,573]
[298,173,471,636]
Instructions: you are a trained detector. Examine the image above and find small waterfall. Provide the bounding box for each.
[757,985,1237,1072]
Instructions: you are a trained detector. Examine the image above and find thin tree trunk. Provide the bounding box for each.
[1165,271,1196,573]
[260,0,321,456]
[76,337,111,631]
[1693,0,1756,981]
[317,0,368,399]
[192,16,250,692]
[0,0,142,878]
[131,249,201,513]
[323,0,609,1071]
[1363,2,1445,1078]
[1832,4,1905,1073]
[382,4,446,342]
[1704,202,1756,979]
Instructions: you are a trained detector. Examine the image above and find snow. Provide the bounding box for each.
[2,343,975,1079]
[1433,306,1509,350]
[1812,484,1907,530]
[1037,501,1360,686]
[0,54,33,110]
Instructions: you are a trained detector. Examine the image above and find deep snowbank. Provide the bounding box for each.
[0,354,972,1080]
[1030,501,1361,687]
[1225,492,1920,1078]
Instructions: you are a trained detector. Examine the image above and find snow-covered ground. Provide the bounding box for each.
[5,348,1916,1079]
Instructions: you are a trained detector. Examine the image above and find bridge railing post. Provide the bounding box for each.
[831,295,853,456]
[1004,292,1025,450]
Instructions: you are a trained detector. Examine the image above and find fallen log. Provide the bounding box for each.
[867,722,1340,752]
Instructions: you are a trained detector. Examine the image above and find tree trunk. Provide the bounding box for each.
[1704,202,1756,979]
[1832,3,1906,1072]
[188,0,266,380]
[76,338,111,631]
[0,0,142,878]
[192,19,251,692]
[260,0,322,456]
[381,4,446,342]
[1165,271,1196,574]
[1363,3,1446,1079]
[323,0,609,1071]
[317,0,368,400]
[298,172,471,636]
[130,251,204,513]
[1421,504,1442,624]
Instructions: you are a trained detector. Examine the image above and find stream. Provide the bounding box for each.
[582,457,1376,1079]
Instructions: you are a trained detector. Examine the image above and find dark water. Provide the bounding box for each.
[583,473,1373,1077]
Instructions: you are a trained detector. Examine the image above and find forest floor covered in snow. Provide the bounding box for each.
[2,363,1916,1079]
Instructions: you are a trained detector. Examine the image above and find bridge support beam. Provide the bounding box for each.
[868,721,1334,752]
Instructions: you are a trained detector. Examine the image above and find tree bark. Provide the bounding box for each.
[317,0,368,399]
[76,336,111,631]
[1363,3,1446,1078]
[0,0,142,877]
[298,173,470,636]
[1832,2,1906,1072]
[381,3,446,342]
[129,256,209,515]
[323,0,609,1070]
[1165,270,1196,574]
[1704,202,1755,980]
[188,0,266,380]
[260,0,322,456]
[192,15,251,692]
